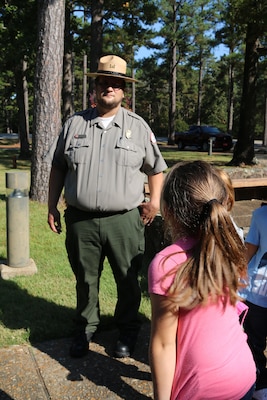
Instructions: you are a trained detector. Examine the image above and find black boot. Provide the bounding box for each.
[69,331,93,358]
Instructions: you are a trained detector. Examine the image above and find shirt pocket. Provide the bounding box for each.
[115,137,140,167]
[65,137,91,170]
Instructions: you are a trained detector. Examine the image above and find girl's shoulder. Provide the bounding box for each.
[148,238,196,294]
[151,237,196,270]
[159,237,196,255]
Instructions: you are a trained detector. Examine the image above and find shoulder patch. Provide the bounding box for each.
[150,132,157,144]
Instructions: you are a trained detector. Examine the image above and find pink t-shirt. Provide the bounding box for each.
[148,239,256,400]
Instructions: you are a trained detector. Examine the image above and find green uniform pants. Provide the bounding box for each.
[65,206,144,337]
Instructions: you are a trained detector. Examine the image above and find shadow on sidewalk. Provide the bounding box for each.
[35,323,152,399]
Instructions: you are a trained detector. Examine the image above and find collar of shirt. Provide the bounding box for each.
[87,107,126,130]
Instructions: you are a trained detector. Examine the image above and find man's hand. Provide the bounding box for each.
[48,207,62,234]
[141,172,163,226]
[139,201,159,226]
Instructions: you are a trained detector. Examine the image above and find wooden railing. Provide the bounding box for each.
[145,177,267,201]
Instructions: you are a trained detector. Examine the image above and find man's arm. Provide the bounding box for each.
[47,166,65,234]
[139,172,164,225]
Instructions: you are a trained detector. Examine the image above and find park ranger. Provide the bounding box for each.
[47,55,167,358]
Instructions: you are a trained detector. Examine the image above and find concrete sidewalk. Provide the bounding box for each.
[0,323,152,400]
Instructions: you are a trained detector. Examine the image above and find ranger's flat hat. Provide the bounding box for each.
[87,55,137,82]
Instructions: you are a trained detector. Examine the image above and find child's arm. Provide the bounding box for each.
[245,242,258,263]
[149,293,178,400]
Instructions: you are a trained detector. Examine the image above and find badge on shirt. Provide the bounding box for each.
[150,132,157,144]
[125,129,132,139]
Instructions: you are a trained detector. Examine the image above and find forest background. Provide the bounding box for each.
[0,0,267,203]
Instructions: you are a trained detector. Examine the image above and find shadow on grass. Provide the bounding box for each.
[0,276,150,344]
[0,278,75,345]
[0,279,152,399]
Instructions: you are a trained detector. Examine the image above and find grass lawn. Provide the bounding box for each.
[159,144,232,169]
[0,141,233,347]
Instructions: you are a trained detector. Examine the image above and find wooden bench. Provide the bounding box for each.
[232,177,267,188]
[232,177,267,201]
[145,177,267,201]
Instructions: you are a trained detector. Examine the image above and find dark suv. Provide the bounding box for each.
[175,125,233,152]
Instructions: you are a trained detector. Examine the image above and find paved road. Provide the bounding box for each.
[0,133,20,139]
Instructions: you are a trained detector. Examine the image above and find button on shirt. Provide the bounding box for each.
[49,107,167,212]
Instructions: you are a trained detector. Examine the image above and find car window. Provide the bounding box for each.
[202,127,221,134]
[189,127,198,133]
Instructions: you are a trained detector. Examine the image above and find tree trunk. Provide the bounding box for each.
[168,0,177,145]
[229,23,259,166]
[62,2,74,124]
[88,0,104,96]
[14,57,31,159]
[168,44,177,144]
[197,53,203,126]
[227,48,234,134]
[30,0,65,202]
[83,54,88,110]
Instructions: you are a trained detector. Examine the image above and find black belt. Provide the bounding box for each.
[67,205,132,218]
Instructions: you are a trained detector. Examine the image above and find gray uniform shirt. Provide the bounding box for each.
[49,107,167,212]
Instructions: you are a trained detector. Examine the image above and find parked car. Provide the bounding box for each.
[174,125,233,152]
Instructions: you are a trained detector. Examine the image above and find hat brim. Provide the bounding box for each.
[86,72,138,83]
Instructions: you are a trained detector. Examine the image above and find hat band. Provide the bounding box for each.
[97,70,127,78]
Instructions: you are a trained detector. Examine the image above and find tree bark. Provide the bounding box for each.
[14,57,31,159]
[168,0,177,145]
[30,0,65,202]
[88,0,104,97]
[62,2,74,124]
[83,54,88,110]
[229,23,259,166]
[227,48,234,134]
[197,53,203,126]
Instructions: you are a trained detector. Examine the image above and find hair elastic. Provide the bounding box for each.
[201,198,219,221]
[207,198,218,206]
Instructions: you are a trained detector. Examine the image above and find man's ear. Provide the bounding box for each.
[93,78,98,90]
